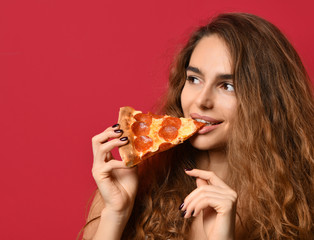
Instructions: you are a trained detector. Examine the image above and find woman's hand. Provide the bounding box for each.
[181,169,237,240]
[91,124,139,220]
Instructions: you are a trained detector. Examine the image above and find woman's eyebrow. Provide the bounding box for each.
[218,74,234,80]
[187,66,234,80]
[186,66,203,75]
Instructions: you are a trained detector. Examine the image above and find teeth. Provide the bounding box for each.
[195,119,213,125]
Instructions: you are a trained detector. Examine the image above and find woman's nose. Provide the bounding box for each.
[195,86,214,109]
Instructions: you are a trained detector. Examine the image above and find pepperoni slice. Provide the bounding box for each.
[131,122,150,136]
[134,113,152,125]
[162,117,181,129]
[158,125,178,141]
[159,142,174,152]
[134,136,153,152]
[149,112,164,119]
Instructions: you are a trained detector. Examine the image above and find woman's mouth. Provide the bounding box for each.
[195,119,223,134]
[194,118,223,126]
[191,113,224,134]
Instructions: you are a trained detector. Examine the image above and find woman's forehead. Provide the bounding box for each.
[189,35,232,75]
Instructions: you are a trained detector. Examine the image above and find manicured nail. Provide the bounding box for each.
[185,168,193,171]
[114,129,123,134]
[112,123,119,128]
[181,210,186,217]
[179,203,184,210]
[120,137,128,141]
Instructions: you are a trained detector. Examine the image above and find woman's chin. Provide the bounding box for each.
[189,134,226,151]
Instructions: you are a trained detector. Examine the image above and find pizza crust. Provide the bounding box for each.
[118,106,141,167]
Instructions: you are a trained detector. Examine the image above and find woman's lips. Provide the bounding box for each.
[190,113,223,134]
[190,113,222,124]
[197,123,221,134]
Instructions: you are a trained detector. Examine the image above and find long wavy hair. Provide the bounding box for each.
[79,13,314,239]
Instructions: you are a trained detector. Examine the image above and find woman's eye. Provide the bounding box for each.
[222,82,235,92]
[186,76,201,84]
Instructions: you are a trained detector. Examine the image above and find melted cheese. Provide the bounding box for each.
[131,112,197,157]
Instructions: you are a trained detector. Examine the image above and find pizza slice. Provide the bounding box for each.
[118,106,205,167]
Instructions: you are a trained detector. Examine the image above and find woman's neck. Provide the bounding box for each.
[196,149,229,181]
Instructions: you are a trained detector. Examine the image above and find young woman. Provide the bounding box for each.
[79,13,314,240]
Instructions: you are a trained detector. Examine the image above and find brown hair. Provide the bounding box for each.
[79,13,314,239]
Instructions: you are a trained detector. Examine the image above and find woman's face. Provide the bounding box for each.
[181,34,237,151]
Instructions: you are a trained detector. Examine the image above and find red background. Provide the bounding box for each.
[0,0,313,239]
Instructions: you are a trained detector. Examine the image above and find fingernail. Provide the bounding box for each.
[179,203,184,210]
[191,210,195,217]
[114,129,123,134]
[120,137,128,141]
[112,123,119,128]
[181,210,186,217]
[185,168,193,171]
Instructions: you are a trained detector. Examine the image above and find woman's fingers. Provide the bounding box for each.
[184,169,237,206]
[185,169,229,188]
[92,124,120,143]
[196,178,208,188]
[183,184,236,209]
[92,159,131,181]
[92,124,129,164]
[94,137,128,164]
[92,124,122,152]
[181,169,237,219]
[182,189,236,218]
